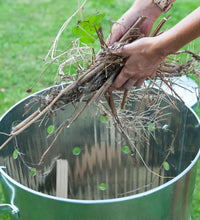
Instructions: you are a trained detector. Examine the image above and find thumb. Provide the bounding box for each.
[110,44,131,57]
[106,32,121,46]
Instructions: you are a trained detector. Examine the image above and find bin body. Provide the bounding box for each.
[0,86,199,220]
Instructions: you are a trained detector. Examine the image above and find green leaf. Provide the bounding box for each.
[30,168,37,177]
[13,149,19,160]
[148,123,155,131]
[47,125,55,134]
[72,25,95,43]
[72,147,81,156]
[72,13,105,44]
[98,183,107,191]
[122,145,130,154]
[100,115,109,123]
[163,161,170,171]
[85,13,105,26]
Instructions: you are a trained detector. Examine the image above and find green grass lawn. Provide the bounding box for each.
[0,0,200,114]
[0,0,200,219]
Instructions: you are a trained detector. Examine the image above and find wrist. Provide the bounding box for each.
[152,32,177,58]
[153,0,173,13]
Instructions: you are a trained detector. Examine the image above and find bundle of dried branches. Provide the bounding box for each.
[0,4,200,180]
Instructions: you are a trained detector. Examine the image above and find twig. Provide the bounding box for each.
[157,73,185,104]
[0,136,13,151]
[88,70,119,104]
[100,100,174,179]
[119,16,146,43]
[38,121,68,165]
[67,97,88,127]
[44,0,88,61]
[94,25,107,49]
[175,50,200,61]
[121,90,129,109]
[149,77,179,111]
[151,15,171,37]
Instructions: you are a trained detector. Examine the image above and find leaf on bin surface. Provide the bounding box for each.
[100,115,109,123]
[98,183,107,191]
[163,161,170,171]
[13,149,19,159]
[72,13,105,43]
[47,125,55,134]
[148,123,155,131]
[72,147,81,155]
[122,145,130,154]
[30,168,37,177]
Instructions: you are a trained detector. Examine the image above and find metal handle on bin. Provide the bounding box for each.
[0,167,19,218]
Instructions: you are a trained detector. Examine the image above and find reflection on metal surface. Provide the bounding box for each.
[0,92,199,200]
[0,167,19,218]
[147,75,198,109]
[0,86,199,220]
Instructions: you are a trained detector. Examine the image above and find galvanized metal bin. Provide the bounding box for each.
[0,85,199,220]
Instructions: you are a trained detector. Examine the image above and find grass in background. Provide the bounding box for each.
[0,0,200,219]
[192,161,200,219]
[0,0,200,115]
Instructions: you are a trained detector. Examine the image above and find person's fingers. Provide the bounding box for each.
[134,78,145,87]
[111,77,145,91]
[107,24,125,46]
[107,9,138,45]
[149,71,156,79]
[112,65,136,89]
[111,44,134,58]
[107,31,120,46]
[120,78,137,90]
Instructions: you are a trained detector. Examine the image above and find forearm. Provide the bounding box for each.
[129,0,177,35]
[110,1,200,90]
[108,0,176,44]
[155,6,200,56]
[132,0,176,21]
[131,0,162,22]
[112,0,162,35]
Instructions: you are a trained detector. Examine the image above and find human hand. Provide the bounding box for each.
[107,0,162,46]
[110,37,165,90]
[110,4,200,90]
